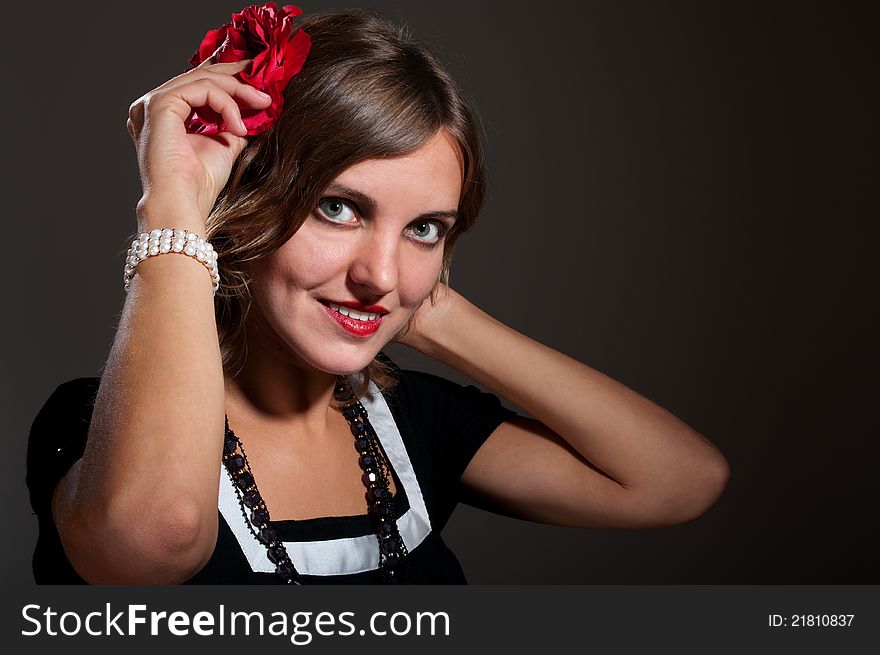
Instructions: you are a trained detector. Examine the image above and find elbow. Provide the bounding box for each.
[132,499,218,579]
[630,447,731,529]
[661,449,731,527]
[683,452,730,524]
[60,496,217,584]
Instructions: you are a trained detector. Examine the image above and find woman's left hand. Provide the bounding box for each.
[392,282,457,353]
[391,282,730,529]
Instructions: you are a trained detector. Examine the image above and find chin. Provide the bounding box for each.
[297,345,383,377]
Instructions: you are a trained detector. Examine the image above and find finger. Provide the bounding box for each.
[154,79,250,136]
[200,58,254,74]
[181,70,272,108]
[195,44,224,68]
[155,58,257,97]
[128,100,145,135]
[152,55,254,95]
[130,63,270,137]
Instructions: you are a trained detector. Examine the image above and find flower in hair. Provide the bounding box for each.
[185,2,311,136]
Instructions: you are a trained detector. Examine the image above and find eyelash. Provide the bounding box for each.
[314,197,450,249]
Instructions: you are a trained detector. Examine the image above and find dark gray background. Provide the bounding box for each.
[2,0,876,588]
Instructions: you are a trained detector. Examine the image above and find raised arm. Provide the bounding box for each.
[52,58,272,583]
[397,285,730,529]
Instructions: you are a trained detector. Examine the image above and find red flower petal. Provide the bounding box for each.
[281,28,310,78]
[185,3,311,135]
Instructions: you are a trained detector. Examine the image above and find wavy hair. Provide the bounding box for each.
[205,9,486,406]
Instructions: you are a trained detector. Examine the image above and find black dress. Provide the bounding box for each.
[26,354,517,584]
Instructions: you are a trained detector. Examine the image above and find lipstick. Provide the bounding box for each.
[328,300,389,314]
[319,299,386,337]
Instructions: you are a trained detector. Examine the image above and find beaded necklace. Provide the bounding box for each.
[221,380,411,584]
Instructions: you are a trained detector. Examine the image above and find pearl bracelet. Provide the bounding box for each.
[123,228,220,293]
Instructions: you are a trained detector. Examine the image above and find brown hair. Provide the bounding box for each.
[206,9,485,405]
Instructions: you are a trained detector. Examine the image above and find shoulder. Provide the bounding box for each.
[29,377,101,440]
[27,377,101,514]
[376,350,498,406]
[29,377,101,433]
[374,350,516,455]
[33,377,101,413]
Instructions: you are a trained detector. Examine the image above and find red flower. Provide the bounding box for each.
[185,2,311,136]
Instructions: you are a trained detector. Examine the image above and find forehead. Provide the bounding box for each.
[331,131,463,211]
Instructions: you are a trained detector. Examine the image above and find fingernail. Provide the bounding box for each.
[256,89,271,99]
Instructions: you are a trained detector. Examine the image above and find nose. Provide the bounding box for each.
[347,228,399,297]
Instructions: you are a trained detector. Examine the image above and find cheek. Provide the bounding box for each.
[398,251,443,307]
[261,230,350,290]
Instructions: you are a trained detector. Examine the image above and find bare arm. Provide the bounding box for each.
[398,285,730,529]
[52,59,272,583]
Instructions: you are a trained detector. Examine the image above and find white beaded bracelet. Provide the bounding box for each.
[123,228,220,293]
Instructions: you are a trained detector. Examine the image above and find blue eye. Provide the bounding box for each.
[317,198,356,223]
[409,221,441,245]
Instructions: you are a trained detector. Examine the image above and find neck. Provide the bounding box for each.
[224,312,342,440]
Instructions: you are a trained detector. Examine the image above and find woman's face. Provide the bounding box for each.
[247,130,463,375]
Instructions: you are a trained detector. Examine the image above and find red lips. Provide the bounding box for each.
[321,303,383,337]
[323,300,389,314]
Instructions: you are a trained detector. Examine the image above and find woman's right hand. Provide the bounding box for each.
[126,55,273,230]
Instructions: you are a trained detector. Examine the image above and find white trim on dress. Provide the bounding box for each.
[218,380,432,576]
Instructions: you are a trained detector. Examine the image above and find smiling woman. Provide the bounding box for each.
[25,4,729,585]
[244,132,462,374]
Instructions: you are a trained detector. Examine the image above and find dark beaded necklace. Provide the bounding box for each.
[221,380,411,584]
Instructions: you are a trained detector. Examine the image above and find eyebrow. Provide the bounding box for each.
[325,183,459,225]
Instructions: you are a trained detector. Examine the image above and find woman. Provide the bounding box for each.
[26,7,729,584]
